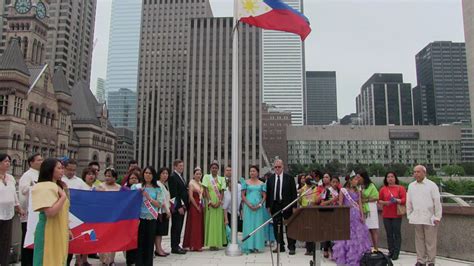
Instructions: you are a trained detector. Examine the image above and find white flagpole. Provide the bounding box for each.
[226,0,242,257]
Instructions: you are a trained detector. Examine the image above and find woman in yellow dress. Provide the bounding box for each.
[32,158,70,266]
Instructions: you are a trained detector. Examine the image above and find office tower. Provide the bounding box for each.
[356,73,414,126]
[415,41,470,125]
[105,0,142,95]
[46,0,97,88]
[262,103,291,169]
[95,77,105,103]
[305,71,338,125]
[136,0,212,168]
[262,0,305,125]
[463,1,474,126]
[107,88,137,130]
[183,17,261,176]
[115,127,135,176]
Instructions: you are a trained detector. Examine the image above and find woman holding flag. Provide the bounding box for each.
[31,158,70,266]
[132,167,162,266]
[202,161,227,250]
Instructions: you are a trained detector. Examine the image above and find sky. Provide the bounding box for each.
[90,0,466,118]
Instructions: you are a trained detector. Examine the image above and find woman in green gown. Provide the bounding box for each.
[202,161,227,250]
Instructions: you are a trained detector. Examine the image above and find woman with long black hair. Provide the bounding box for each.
[132,166,162,266]
[358,170,380,250]
[31,158,70,266]
[379,171,406,260]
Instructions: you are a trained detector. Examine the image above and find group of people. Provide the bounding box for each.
[0,151,443,266]
[294,165,442,266]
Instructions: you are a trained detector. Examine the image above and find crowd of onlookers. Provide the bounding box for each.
[0,152,442,266]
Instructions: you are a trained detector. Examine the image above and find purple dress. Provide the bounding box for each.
[332,189,371,266]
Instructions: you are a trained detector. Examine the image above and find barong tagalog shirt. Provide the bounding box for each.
[406,178,442,226]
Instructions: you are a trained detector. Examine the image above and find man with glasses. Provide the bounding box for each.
[88,161,102,186]
[62,159,89,190]
[266,159,297,255]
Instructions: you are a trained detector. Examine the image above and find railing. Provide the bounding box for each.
[441,193,474,206]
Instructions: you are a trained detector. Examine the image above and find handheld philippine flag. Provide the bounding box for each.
[237,0,312,41]
[25,189,142,254]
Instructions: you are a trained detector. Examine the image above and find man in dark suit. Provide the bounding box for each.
[168,159,188,254]
[266,159,298,255]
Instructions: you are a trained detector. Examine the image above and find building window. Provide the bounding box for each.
[0,95,8,115]
[14,97,23,117]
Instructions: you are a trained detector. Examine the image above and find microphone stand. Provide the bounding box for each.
[241,184,317,266]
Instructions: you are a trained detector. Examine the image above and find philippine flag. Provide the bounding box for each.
[25,189,142,254]
[237,0,312,41]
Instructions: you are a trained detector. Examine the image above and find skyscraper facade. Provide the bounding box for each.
[183,17,261,176]
[463,1,474,126]
[356,73,414,126]
[415,41,470,125]
[105,0,142,95]
[305,71,338,125]
[107,88,137,130]
[46,0,97,88]
[262,0,305,125]
[136,0,212,168]
[115,127,135,176]
[95,77,105,103]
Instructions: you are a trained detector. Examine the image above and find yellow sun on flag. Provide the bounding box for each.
[241,0,260,15]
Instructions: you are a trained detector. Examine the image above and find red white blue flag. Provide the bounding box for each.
[237,0,312,41]
[25,189,142,253]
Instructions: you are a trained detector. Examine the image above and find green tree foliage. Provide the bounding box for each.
[441,165,465,176]
[367,163,386,177]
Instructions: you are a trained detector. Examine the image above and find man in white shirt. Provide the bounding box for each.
[407,165,442,266]
[62,159,89,190]
[19,153,43,266]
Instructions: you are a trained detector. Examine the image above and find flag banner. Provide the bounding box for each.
[237,0,312,40]
[25,189,142,254]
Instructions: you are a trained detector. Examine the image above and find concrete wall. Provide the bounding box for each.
[378,206,474,262]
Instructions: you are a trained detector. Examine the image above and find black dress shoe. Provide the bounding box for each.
[272,248,285,253]
[171,249,186,254]
[289,249,296,255]
[391,253,399,260]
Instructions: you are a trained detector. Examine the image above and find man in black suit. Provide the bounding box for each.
[266,159,298,255]
[168,159,188,254]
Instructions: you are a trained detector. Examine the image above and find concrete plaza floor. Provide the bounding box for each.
[79,236,472,266]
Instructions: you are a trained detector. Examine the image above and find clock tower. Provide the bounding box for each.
[4,0,49,66]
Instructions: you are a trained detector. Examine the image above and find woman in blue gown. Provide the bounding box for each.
[241,165,267,253]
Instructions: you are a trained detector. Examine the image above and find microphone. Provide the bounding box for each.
[305,177,318,187]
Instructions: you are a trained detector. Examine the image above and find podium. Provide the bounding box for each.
[286,206,350,266]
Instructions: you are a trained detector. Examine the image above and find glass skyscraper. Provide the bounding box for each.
[262,0,305,125]
[107,88,137,130]
[105,0,141,131]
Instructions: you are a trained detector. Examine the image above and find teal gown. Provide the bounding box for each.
[241,182,267,253]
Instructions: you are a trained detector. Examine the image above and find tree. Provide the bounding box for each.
[367,163,386,177]
[324,159,344,176]
[461,162,474,176]
[441,165,465,176]
[387,163,409,177]
[288,163,306,178]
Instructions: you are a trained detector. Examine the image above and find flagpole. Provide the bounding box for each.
[226,0,242,257]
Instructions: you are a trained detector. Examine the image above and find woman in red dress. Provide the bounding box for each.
[183,167,204,251]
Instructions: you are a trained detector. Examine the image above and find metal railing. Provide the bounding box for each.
[440,193,474,206]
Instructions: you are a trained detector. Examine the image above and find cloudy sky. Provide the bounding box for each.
[90,0,465,117]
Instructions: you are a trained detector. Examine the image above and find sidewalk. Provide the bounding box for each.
[85,236,471,266]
